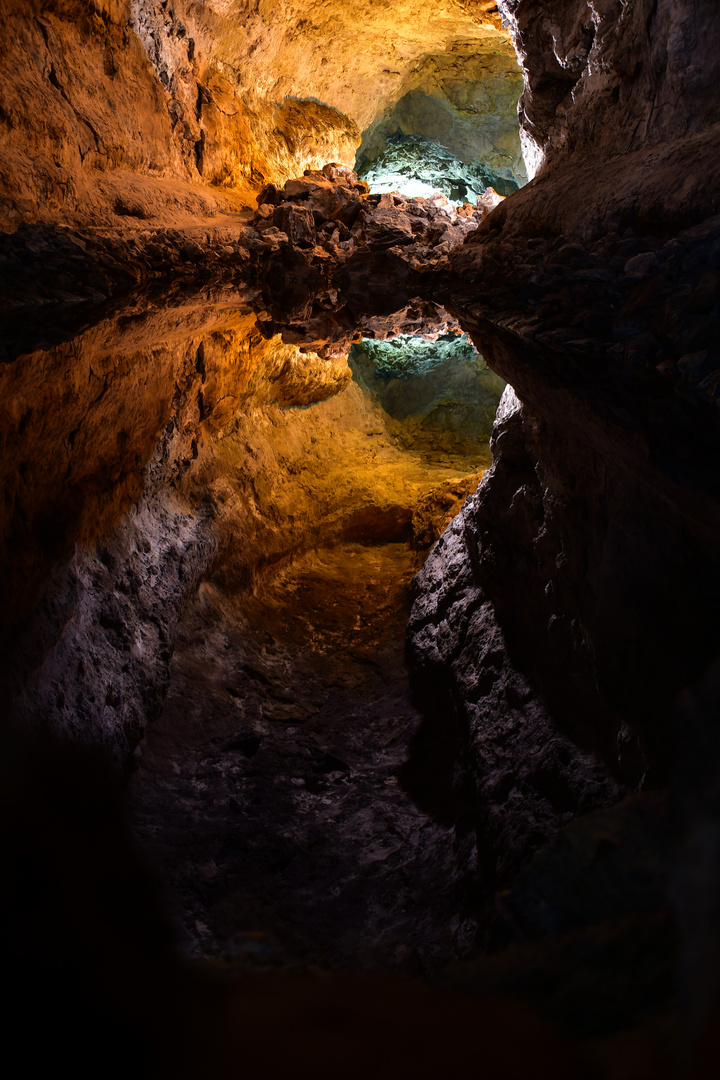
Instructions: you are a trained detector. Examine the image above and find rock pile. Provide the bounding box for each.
[248,163,495,355]
[0,163,505,360]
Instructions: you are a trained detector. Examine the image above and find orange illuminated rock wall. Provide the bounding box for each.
[0,0,521,229]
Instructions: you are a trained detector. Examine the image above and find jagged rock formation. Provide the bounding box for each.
[250,164,495,355]
[3,0,720,1073]
[500,0,720,179]
[357,133,520,203]
[411,0,720,784]
[404,0,720,1035]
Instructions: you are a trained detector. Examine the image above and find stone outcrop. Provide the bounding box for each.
[499,0,720,178]
[399,0,720,1028]
[406,392,623,899]
[358,134,520,204]
[249,164,496,356]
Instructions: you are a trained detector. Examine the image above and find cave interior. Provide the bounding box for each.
[2,1,720,1077]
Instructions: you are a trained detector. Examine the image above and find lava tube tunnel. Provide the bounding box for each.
[1,2,720,1078]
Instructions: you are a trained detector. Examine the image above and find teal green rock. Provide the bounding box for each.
[350,333,506,459]
[357,133,520,202]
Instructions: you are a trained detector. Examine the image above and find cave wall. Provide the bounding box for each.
[499,0,720,178]
[0,0,360,228]
[1,0,521,229]
[0,0,193,229]
[2,0,720,1054]
[356,42,526,189]
[401,0,720,922]
[4,0,718,857]
[428,0,720,762]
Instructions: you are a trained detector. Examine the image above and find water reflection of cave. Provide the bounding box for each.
[349,332,506,467]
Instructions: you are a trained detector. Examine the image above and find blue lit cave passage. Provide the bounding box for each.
[355,75,528,203]
[349,332,506,464]
[357,132,520,202]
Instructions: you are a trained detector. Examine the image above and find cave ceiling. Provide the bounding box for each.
[171,0,510,127]
[0,1,523,229]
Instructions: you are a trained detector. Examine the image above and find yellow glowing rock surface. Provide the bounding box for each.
[1,0,520,226]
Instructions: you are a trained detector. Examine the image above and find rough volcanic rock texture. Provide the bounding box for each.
[406,388,622,907]
[1,1,522,227]
[131,0,363,191]
[0,292,361,761]
[358,134,520,203]
[0,0,252,230]
[134,0,523,192]
[356,43,525,189]
[172,0,512,134]
[498,0,720,177]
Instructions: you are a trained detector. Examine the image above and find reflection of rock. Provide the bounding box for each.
[506,791,670,939]
[250,165,491,356]
[202,375,484,592]
[1,295,353,764]
[0,167,490,346]
[406,431,622,903]
[2,282,487,770]
[350,333,505,459]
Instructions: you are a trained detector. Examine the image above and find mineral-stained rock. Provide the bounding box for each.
[272,203,317,249]
[356,45,526,191]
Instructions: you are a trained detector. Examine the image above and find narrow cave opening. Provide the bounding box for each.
[355,43,527,203]
[357,131,521,202]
